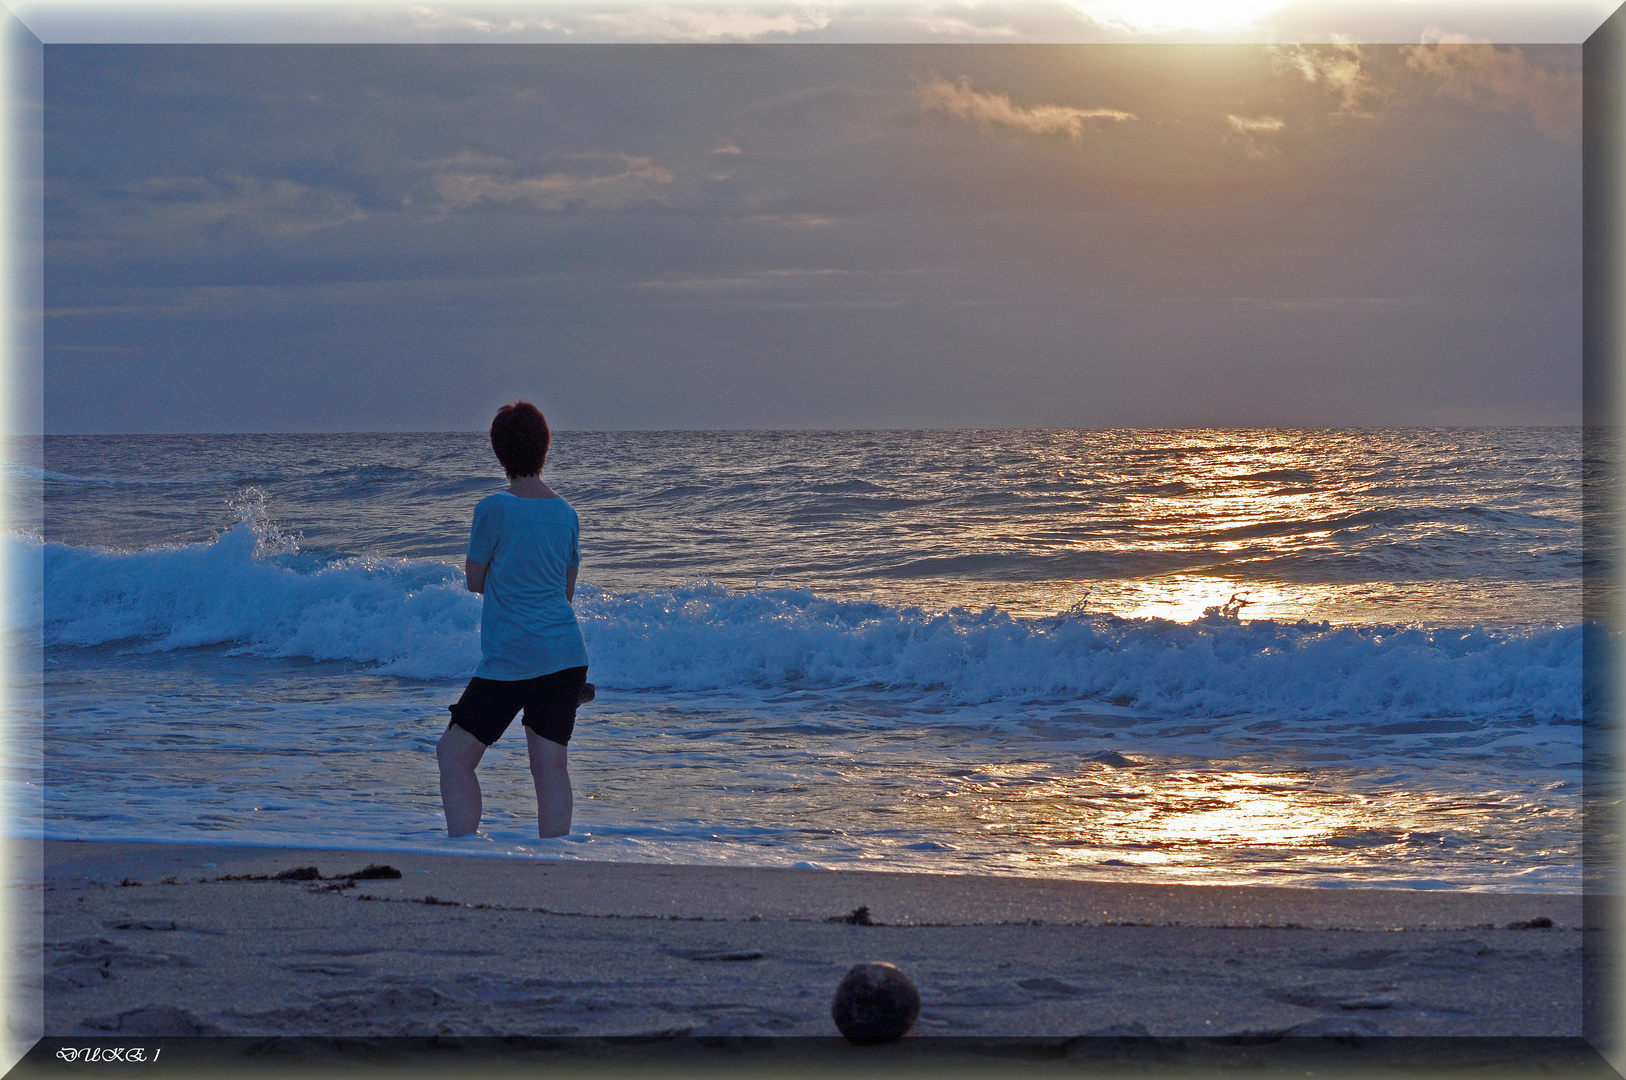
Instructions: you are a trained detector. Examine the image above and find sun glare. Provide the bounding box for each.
[931,764,1510,885]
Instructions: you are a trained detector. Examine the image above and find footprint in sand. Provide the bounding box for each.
[80,1005,226,1036]
[1075,1021,1152,1037]
[45,937,198,991]
[661,945,766,962]
[1270,984,1400,1012]
[1016,976,1087,998]
[286,963,372,977]
[1310,948,1400,971]
[929,983,1029,1007]
[1275,1015,1386,1036]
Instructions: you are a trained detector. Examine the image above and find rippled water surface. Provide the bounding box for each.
[11,428,1594,890]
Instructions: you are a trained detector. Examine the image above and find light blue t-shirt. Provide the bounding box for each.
[467,491,589,681]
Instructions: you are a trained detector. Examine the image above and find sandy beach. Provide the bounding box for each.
[10,837,1604,1073]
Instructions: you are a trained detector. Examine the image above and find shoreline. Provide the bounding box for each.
[21,838,1591,1047]
[37,839,1588,930]
[27,830,1585,895]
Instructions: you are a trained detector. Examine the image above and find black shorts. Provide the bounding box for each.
[448,667,587,747]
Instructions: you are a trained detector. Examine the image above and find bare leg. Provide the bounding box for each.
[437,723,487,837]
[526,728,572,838]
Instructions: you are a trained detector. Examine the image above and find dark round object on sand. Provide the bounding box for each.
[831,962,921,1043]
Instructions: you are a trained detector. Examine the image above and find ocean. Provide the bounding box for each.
[8,427,1593,890]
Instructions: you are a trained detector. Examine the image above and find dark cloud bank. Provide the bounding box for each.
[45,45,1580,433]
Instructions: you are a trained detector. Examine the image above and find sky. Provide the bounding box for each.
[43,38,1583,432]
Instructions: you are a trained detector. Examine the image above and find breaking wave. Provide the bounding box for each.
[15,520,1583,724]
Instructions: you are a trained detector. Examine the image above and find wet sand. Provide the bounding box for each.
[20,838,1592,1049]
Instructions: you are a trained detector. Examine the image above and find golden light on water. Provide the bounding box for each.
[891,432,1577,628]
[911,762,1516,884]
[923,437,1358,622]
[1109,578,1288,623]
[1111,775,1359,848]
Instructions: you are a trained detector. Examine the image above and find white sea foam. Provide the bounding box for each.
[36,524,481,678]
[26,524,1583,724]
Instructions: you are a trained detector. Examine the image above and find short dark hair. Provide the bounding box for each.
[490,401,551,478]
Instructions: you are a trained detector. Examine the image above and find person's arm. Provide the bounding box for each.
[566,508,581,603]
[467,497,498,595]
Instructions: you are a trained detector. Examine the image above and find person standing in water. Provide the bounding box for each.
[437,401,589,838]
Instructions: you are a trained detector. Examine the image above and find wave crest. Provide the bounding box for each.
[17,527,1584,722]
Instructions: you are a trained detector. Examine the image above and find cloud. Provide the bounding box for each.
[1224,113,1285,158]
[711,141,740,178]
[425,152,674,212]
[905,14,1022,38]
[1417,27,1486,45]
[631,267,856,292]
[574,4,833,41]
[101,176,367,238]
[746,83,873,129]
[741,213,836,227]
[398,7,565,36]
[1069,0,1293,36]
[1269,40,1379,114]
[914,77,1135,138]
[1226,115,1285,134]
[1403,36,1580,141]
